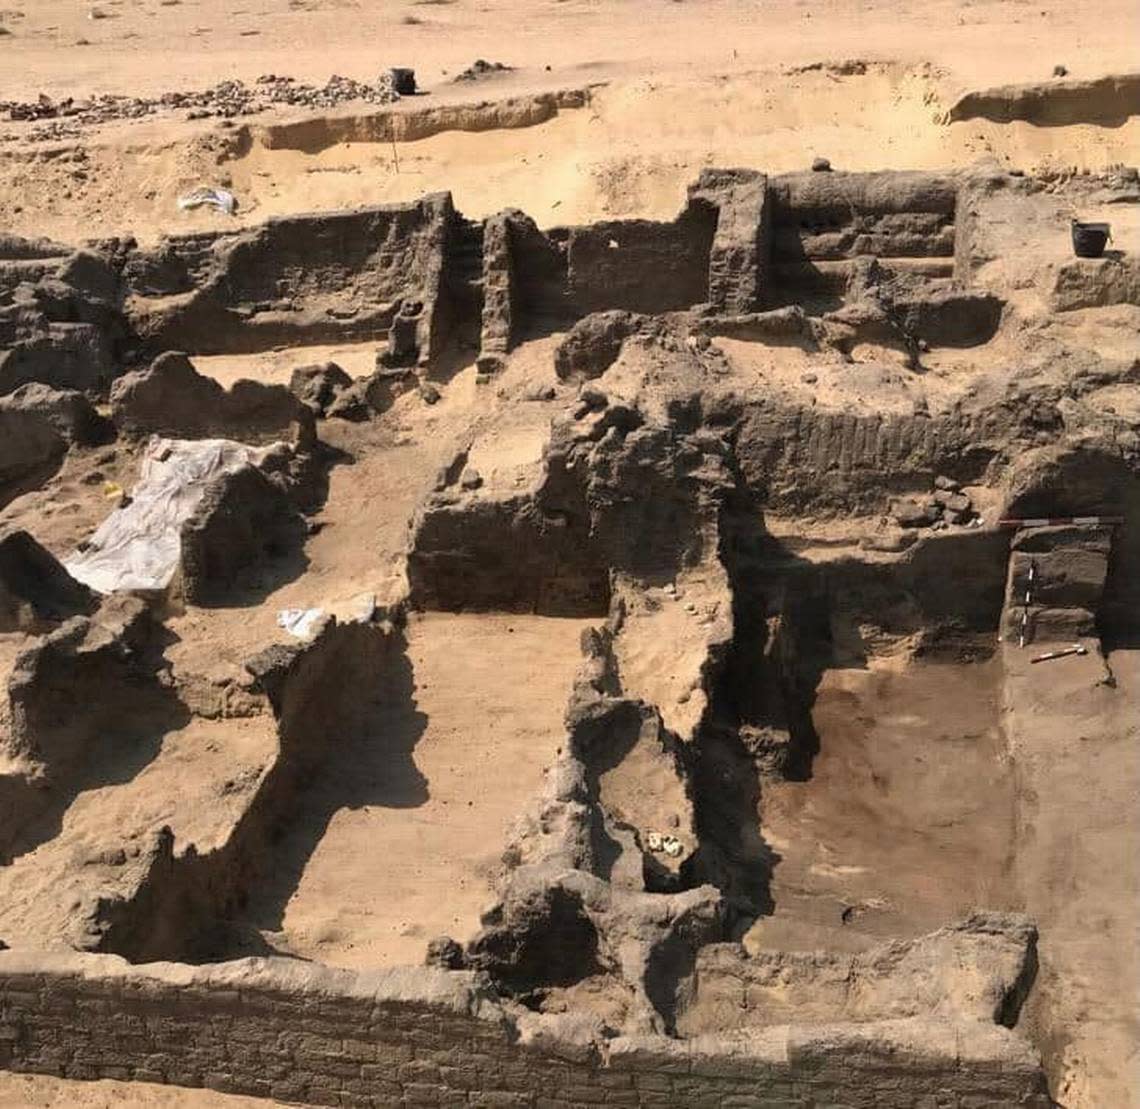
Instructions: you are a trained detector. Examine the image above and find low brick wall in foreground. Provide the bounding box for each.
[0,950,1050,1107]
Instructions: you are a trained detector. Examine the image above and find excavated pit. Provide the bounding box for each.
[0,158,1137,1108]
[240,612,596,969]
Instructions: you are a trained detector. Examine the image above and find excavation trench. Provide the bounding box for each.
[97,612,596,968]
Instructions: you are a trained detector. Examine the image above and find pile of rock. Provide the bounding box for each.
[2,72,401,130]
[892,476,976,529]
[454,60,514,82]
[288,360,418,422]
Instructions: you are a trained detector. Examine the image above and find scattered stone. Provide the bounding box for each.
[578,386,608,411]
[289,362,352,416]
[933,475,960,492]
[1,72,401,131]
[892,497,940,528]
[454,60,513,82]
[1053,64,1068,78]
[812,156,832,172]
[523,384,556,402]
[801,372,818,384]
[419,382,442,405]
[424,935,466,969]
[459,466,483,491]
[933,489,971,514]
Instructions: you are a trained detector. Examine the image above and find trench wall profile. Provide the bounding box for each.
[0,950,1050,1107]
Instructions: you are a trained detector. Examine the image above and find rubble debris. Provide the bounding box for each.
[454,60,514,82]
[1,73,401,131]
[555,311,653,381]
[289,361,353,417]
[0,530,95,632]
[892,497,941,528]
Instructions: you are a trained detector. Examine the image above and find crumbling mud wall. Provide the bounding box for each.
[123,195,455,356]
[1001,525,1112,643]
[689,168,773,315]
[0,949,1051,1107]
[4,168,1009,390]
[110,352,315,447]
[558,206,718,316]
[766,171,958,301]
[0,530,94,633]
[92,618,403,963]
[0,599,183,862]
[406,494,610,615]
[0,243,128,397]
[408,380,734,614]
[676,914,1038,1035]
[178,465,308,606]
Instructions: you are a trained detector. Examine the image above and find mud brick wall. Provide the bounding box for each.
[768,171,958,258]
[406,494,610,616]
[0,950,1050,1107]
[123,195,454,355]
[733,405,957,514]
[1002,524,1111,642]
[705,175,772,315]
[479,211,516,365]
[561,209,716,316]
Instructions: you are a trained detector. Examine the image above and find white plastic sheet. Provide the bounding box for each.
[276,607,326,639]
[177,187,237,215]
[64,436,258,594]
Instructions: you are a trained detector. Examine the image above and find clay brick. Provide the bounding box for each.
[305,1086,344,1107]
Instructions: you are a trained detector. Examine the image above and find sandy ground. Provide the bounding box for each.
[1005,643,1140,1108]
[3,0,1137,101]
[749,657,1017,954]
[0,1072,270,1107]
[250,612,595,968]
[1,1,1138,242]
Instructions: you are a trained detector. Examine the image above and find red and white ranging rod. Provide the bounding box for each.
[998,516,1124,528]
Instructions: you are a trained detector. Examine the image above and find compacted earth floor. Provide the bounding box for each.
[244,613,596,969]
[750,657,1017,954]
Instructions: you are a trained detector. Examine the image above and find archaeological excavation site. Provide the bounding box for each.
[0,11,1139,1105]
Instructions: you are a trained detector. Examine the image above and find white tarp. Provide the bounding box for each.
[65,436,259,595]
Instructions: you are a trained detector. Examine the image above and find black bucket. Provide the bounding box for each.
[389,68,417,96]
[1071,220,1111,258]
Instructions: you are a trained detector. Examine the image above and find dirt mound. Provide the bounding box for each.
[945,71,1140,127]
